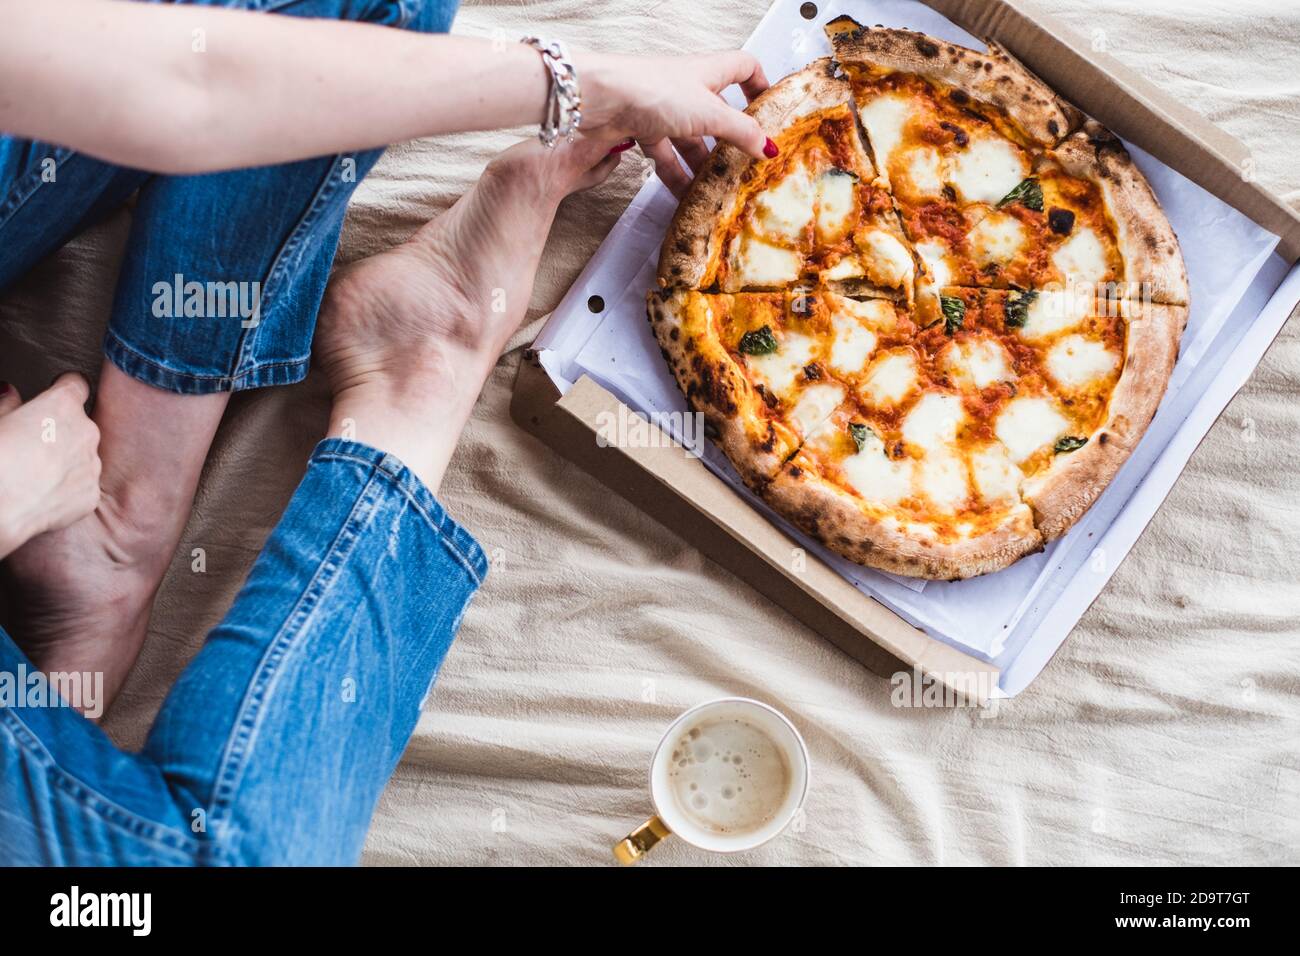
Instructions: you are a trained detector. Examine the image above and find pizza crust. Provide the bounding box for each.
[1052,123,1189,305]
[646,289,798,489]
[656,58,853,289]
[763,457,1043,579]
[1025,301,1187,538]
[825,16,1080,148]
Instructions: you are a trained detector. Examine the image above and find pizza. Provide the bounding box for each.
[646,17,1189,580]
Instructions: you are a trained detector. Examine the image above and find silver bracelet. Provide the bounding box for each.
[521,36,582,148]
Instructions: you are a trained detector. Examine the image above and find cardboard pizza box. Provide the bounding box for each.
[511,0,1300,703]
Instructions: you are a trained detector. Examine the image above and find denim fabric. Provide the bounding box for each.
[0,0,459,393]
[0,439,488,865]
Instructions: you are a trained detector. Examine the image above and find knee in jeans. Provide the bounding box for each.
[388,0,458,34]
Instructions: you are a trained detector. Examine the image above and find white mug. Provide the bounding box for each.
[613,697,810,863]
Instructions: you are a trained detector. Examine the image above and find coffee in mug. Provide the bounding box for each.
[615,697,809,862]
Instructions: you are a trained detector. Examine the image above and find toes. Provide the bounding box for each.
[576,151,623,192]
[0,381,20,416]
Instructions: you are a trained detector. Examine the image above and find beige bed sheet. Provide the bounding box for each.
[1,0,1297,865]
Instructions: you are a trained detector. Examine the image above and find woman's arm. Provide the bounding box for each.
[0,0,769,174]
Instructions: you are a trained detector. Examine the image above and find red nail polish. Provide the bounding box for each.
[763,137,779,158]
[0,382,9,395]
[607,139,636,156]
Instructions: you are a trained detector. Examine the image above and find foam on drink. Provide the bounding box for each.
[665,715,792,835]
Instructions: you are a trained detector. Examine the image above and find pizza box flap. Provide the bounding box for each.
[930,0,1300,262]
[510,356,1000,703]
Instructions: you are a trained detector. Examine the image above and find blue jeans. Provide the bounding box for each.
[0,440,488,864]
[0,0,485,865]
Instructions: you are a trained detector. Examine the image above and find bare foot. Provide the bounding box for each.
[2,365,228,716]
[316,136,622,491]
[2,494,168,713]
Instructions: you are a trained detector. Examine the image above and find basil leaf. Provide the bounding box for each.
[1054,435,1088,454]
[738,325,778,356]
[940,295,965,336]
[997,177,1044,212]
[848,422,871,453]
[1005,289,1038,329]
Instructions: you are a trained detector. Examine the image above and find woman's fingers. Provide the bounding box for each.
[641,138,692,198]
[704,99,770,160]
[671,137,712,175]
[707,50,770,102]
[49,371,91,406]
[0,381,21,417]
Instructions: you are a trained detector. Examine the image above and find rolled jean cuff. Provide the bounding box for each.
[309,437,489,585]
[103,328,310,395]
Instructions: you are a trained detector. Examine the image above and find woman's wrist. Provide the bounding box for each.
[570,50,622,136]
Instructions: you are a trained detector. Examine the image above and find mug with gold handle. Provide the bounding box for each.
[612,697,809,864]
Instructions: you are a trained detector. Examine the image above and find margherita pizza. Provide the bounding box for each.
[647,18,1189,579]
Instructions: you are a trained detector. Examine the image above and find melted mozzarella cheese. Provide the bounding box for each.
[788,383,845,435]
[841,428,914,507]
[970,211,1026,267]
[903,148,944,197]
[752,165,815,241]
[1017,289,1092,341]
[857,95,911,181]
[859,229,914,291]
[744,331,816,398]
[971,444,1024,504]
[1047,334,1119,389]
[815,170,857,243]
[995,396,1070,463]
[821,256,865,280]
[915,240,952,289]
[861,349,919,407]
[829,311,878,376]
[1052,227,1108,287]
[918,450,970,513]
[836,296,897,330]
[902,392,965,451]
[724,233,802,291]
[947,136,1028,206]
[941,337,1014,390]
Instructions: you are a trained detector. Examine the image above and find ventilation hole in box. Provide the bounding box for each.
[800,2,818,20]
[587,294,605,313]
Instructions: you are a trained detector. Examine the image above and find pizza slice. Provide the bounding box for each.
[950,288,1189,537]
[647,288,909,488]
[762,389,1044,580]
[826,17,1188,310]
[655,59,917,301]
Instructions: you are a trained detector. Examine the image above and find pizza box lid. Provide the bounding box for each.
[509,0,1300,701]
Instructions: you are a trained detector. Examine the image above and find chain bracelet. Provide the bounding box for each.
[521,37,582,148]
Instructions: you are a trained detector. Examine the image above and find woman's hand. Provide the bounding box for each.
[0,374,102,560]
[578,50,773,197]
